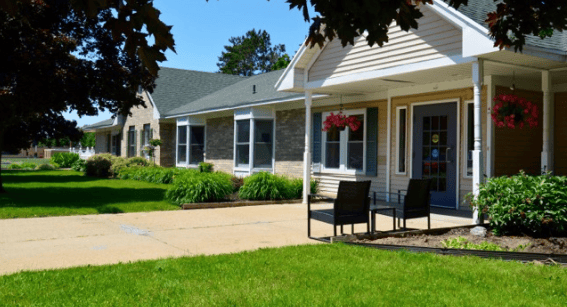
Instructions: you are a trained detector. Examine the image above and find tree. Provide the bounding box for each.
[80,132,96,148]
[0,0,175,193]
[272,54,292,71]
[286,0,567,52]
[217,29,287,76]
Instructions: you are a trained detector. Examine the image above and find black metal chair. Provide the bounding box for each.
[307,180,372,238]
[372,178,432,230]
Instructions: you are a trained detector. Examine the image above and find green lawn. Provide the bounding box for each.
[1,158,49,169]
[0,170,179,218]
[1,244,566,306]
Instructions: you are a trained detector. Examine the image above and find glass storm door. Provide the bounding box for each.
[412,103,457,209]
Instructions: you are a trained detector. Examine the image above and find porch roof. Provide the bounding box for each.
[82,118,115,132]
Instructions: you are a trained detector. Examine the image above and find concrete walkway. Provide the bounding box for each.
[0,204,472,275]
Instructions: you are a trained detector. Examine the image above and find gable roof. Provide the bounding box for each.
[83,118,115,131]
[164,69,305,117]
[150,67,246,115]
[456,0,567,52]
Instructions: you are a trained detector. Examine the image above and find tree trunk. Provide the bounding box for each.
[0,129,6,194]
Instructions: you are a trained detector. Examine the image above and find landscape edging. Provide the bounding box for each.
[182,199,303,210]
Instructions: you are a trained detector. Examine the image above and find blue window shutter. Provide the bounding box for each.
[312,113,322,163]
[366,107,378,176]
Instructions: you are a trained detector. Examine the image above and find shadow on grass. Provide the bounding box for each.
[0,186,172,216]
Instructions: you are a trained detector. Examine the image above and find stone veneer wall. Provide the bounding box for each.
[205,116,234,174]
[274,109,305,178]
[94,132,110,153]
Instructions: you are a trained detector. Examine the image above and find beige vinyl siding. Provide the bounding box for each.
[308,8,462,82]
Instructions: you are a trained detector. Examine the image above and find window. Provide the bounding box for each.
[189,126,205,164]
[254,120,273,168]
[177,126,187,164]
[322,109,366,173]
[111,135,117,155]
[106,133,111,153]
[466,102,474,177]
[142,124,151,146]
[348,115,364,170]
[235,120,250,168]
[128,126,136,157]
[396,107,407,174]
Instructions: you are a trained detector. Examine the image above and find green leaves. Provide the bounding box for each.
[238,172,317,201]
[165,171,233,205]
[470,171,567,237]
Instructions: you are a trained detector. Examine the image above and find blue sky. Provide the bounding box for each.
[65,0,315,127]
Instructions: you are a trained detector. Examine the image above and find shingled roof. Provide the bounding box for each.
[164,69,304,117]
[150,67,246,115]
[83,118,115,131]
[456,0,567,52]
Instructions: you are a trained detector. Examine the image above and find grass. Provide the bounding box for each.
[0,170,179,218]
[1,244,566,306]
[1,158,49,169]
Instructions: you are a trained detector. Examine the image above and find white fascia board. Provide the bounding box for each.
[427,0,498,58]
[145,91,161,120]
[305,55,476,90]
[275,40,308,90]
[163,94,328,119]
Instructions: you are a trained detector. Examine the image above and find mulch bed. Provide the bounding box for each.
[352,227,567,255]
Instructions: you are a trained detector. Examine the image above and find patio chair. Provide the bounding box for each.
[307,180,372,239]
[372,178,432,230]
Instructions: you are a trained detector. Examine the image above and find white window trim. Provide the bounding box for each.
[176,117,206,168]
[463,100,474,178]
[395,106,408,175]
[321,108,367,175]
[233,117,276,174]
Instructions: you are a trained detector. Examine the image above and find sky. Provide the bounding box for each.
[64,0,316,127]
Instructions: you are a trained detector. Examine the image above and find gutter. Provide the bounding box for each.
[163,94,328,119]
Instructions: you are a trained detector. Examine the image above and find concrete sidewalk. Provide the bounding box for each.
[0,204,471,275]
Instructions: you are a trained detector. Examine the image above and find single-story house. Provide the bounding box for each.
[87,0,567,219]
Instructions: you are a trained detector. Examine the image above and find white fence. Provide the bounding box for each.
[70,146,95,160]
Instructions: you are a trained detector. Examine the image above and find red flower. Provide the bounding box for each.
[491,94,538,129]
[322,112,362,132]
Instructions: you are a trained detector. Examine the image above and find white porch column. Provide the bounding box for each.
[472,59,485,224]
[542,71,552,173]
[303,91,313,204]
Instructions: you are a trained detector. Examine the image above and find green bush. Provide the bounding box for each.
[6,164,22,170]
[199,162,214,173]
[72,159,86,172]
[110,157,130,176]
[36,163,56,171]
[165,172,233,205]
[238,172,318,200]
[469,171,567,237]
[128,157,152,167]
[85,154,113,178]
[51,152,80,168]
[119,166,187,184]
[20,162,37,170]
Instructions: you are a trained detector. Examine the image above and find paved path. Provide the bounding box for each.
[0,204,471,275]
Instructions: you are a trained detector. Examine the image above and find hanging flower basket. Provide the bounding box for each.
[322,112,362,132]
[491,94,539,129]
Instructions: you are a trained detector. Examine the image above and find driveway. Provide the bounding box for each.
[0,204,471,275]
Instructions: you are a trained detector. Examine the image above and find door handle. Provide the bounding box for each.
[446,147,452,164]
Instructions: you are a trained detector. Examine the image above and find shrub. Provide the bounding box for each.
[119,166,187,184]
[51,152,80,168]
[36,163,56,170]
[6,164,22,170]
[469,171,567,237]
[231,176,244,192]
[110,157,130,176]
[72,159,86,172]
[20,162,37,170]
[85,154,113,178]
[199,162,214,173]
[239,172,319,200]
[128,157,152,167]
[165,172,233,205]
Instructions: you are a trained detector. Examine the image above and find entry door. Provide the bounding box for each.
[412,103,457,209]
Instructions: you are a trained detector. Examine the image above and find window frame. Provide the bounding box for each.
[395,106,408,175]
[128,126,136,158]
[321,108,367,175]
[233,109,276,174]
[464,100,474,178]
[177,125,188,165]
[142,124,151,146]
[188,125,206,166]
